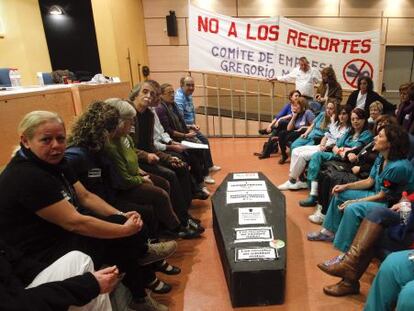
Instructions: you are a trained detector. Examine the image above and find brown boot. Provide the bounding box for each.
[323,279,360,297]
[317,219,383,281]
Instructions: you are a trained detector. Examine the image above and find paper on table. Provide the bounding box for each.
[234,226,273,243]
[238,207,266,225]
[226,190,270,204]
[227,180,267,192]
[235,247,276,261]
[233,172,259,180]
[181,140,209,149]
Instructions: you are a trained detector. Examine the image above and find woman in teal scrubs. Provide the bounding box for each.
[308,124,414,243]
[290,101,335,150]
[300,108,373,207]
[364,250,414,311]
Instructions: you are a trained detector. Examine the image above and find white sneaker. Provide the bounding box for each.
[202,187,210,195]
[209,165,221,172]
[308,205,325,225]
[204,175,215,184]
[278,180,294,190]
[289,181,308,190]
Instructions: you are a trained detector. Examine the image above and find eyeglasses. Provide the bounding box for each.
[185,84,195,87]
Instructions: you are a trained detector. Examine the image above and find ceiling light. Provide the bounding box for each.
[49,5,64,15]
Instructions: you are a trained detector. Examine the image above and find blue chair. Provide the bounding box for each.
[0,68,11,87]
[41,72,54,85]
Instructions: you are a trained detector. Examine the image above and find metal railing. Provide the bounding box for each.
[190,71,291,137]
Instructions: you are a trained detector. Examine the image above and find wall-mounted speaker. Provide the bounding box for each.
[166,10,178,37]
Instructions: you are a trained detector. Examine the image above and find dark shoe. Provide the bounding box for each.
[146,278,172,294]
[192,191,209,200]
[258,154,270,159]
[318,219,383,281]
[258,129,268,135]
[177,225,202,239]
[138,241,177,266]
[129,294,169,311]
[323,279,360,297]
[299,195,317,207]
[253,152,262,156]
[187,218,205,233]
[155,260,181,275]
[278,156,288,164]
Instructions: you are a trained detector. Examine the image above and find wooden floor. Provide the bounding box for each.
[156,138,374,311]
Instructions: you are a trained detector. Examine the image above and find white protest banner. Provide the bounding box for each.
[188,4,380,90]
[189,4,278,80]
[276,17,380,90]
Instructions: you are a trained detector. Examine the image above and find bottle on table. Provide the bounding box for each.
[399,191,412,225]
[9,68,21,87]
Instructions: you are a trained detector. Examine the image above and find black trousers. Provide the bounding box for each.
[30,215,153,300]
[317,166,359,215]
[113,199,159,239]
[140,162,192,225]
[261,119,289,157]
[277,128,306,158]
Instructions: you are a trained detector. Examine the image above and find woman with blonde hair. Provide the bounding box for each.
[0,110,174,311]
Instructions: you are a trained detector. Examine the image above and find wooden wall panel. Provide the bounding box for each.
[386,19,414,45]
[238,0,339,17]
[145,18,187,46]
[340,0,414,17]
[0,89,76,166]
[290,17,382,32]
[148,46,188,71]
[143,0,237,18]
[143,0,188,18]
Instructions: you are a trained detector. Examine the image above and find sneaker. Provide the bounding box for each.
[209,165,221,172]
[204,175,215,184]
[307,231,334,242]
[137,241,177,266]
[308,205,325,224]
[129,293,169,311]
[289,181,308,190]
[258,129,268,135]
[278,180,294,191]
[202,187,210,195]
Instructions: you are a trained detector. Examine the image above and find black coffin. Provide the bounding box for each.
[212,172,286,307]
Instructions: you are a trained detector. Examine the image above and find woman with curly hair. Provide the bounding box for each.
[66,101,182,294]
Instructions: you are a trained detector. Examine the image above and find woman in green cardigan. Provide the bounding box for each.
[104,98,201,239]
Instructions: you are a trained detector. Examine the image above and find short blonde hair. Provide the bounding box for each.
[369,101,383,113]
[104,98,136,119]
[18,111,64,139]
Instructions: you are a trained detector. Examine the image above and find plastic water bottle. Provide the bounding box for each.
[9,68,21,87]
[37,72,44,86]
[399,191,411,225]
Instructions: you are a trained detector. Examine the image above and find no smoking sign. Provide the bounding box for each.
[342,58,374,89]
